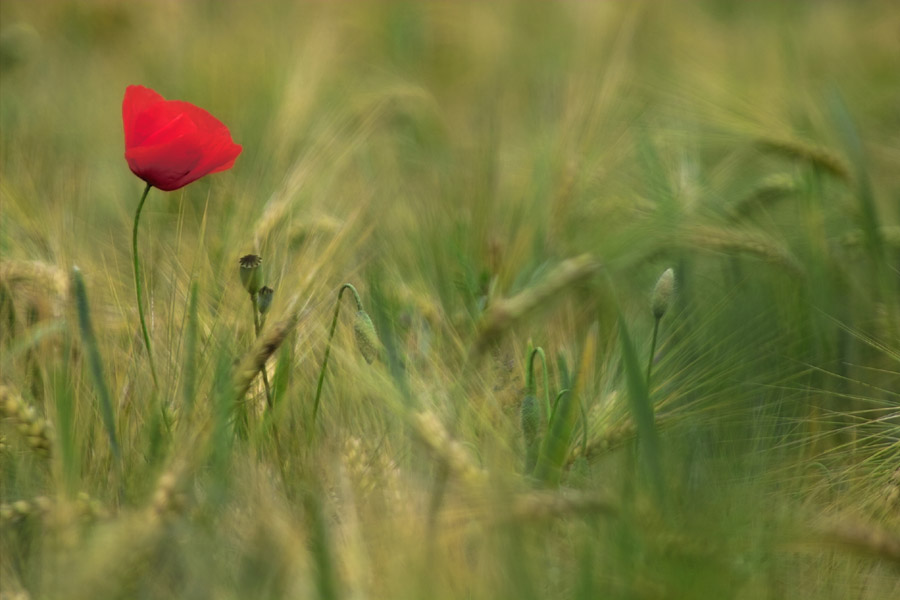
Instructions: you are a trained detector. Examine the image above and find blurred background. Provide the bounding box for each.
[1,1,899,599]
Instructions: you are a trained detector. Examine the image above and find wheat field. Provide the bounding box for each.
[1,1,899,598]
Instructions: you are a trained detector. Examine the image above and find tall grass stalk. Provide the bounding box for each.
[617,313,665,506]
[72,267,121,464]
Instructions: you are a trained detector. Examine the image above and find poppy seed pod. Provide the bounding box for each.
[257,286,274,315]
[352,310,380,364]
[239,255,263,295]
[652,268,676,320]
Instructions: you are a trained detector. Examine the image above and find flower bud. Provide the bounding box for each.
[520,394,541,473]
[520,394,540,442]
[352,310,380,364]
[651,268,675,320]
[239,255,263,295]
[257,286,274,315]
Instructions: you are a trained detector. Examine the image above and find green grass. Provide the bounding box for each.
[2,1,899,598]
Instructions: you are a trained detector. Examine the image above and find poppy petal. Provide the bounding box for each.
[167,100,232,135]
[122,85,241,190]
[122,85,165,148]
[139,113,198,147]
[125,137,204,191]
[186,134,242,180]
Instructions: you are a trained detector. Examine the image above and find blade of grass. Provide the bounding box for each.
[72,266,121,463]
[617,311,665,506]
[181,280,199,418]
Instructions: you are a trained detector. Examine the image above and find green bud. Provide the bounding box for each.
[239,255,263,295]
[521,394,541,473]
[520,394,540,443]
[651,268,675,320]
[352,310,380,364]
[257,286,274,315]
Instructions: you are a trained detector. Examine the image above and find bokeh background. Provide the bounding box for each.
[1,1,899,599]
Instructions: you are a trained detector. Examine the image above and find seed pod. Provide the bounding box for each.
[257,286,274,315]
[353,310,380,364]
[651,268,675,320]
[239,254,263,295]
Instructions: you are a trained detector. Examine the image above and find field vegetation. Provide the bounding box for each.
[1,1,899,598]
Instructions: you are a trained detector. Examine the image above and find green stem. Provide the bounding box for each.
[343,283,364,311]
[251,293,274,409]
[132,182,159,388]
[251,293,261,336]
[548,389,568,433]
[527,347,551,425]
[647,316,660,386]
[579,394,589,458]
[312,283,362,426]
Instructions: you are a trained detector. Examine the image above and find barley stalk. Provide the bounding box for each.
[507,489,619,522]
[232,294,308,400]
[567,419,638,465]
[473,254,602,355]
[755,136,851,181]
[728,173,799,221]
[840,226,900,251]
[0,493,108,526]
[0,259,69,298]
[0,259,69,320]
[149,463,188,522]
[411,409,487,487]
[0,384,53,457]
[812,521,900,565]
[0,496,53,525]
[679,225,804,276]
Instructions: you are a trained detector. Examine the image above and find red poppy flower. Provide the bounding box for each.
[123,85,242,191]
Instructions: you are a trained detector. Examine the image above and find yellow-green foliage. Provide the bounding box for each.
[1,1,899,599]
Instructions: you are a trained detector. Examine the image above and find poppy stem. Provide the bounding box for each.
[311,283,362,428]
[250,292,273,410]
[132,182,159,389]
